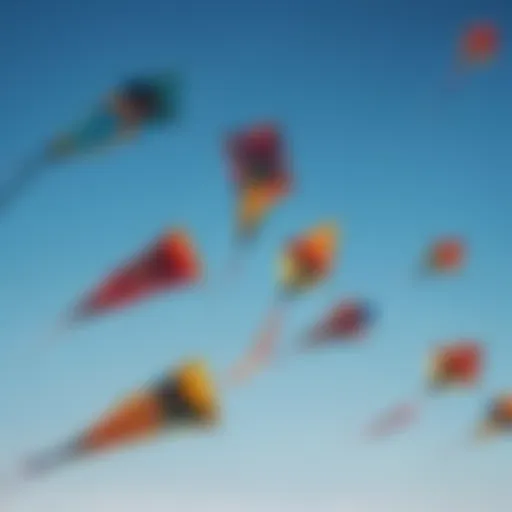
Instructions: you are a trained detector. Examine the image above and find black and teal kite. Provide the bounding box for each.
[0,71,180,215]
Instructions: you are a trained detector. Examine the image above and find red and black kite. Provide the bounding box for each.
[222,123,292,280]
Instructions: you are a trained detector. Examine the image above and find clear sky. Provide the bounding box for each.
[1,0,511,510]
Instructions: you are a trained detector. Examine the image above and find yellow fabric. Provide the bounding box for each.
[237,186,279,234]
[174,360,220,424]
[278,221,339,290]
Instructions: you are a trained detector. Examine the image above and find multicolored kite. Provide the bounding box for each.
[226,221,339,384]
[20,359,219,480]
[222,123,292,279]
[365,340,483,439]
[0,71,180,215]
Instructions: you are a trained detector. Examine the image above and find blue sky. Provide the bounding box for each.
[1,0,511,510]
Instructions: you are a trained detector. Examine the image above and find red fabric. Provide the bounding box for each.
[431,238,465,270]
[463,23,499,61]
[328,303,365,336]
[226,124,291,196]
[440,341,482,384]
[76,232,200,318]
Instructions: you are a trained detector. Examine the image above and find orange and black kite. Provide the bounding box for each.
[19,359,219,481]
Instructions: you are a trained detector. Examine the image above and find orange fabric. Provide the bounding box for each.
[81,392,164,453]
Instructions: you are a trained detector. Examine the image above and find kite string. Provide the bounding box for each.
[17,314,73,370]
[364,390,427,440]
[222,296,288,389]
[0,155,46,216]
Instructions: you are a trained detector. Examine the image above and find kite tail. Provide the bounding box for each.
[0,468,25,511]
[222,234,253,288]
[223,247,245,287]
[223,297,288,387]
[22,441,80,482]
[363,396,424,440]
[0,154,47,217]
[20,314,74,367]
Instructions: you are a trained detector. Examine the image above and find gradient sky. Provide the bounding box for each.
[1,0,511,510]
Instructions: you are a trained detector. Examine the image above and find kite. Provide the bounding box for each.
[459,22,500,67]
[475,393,512,441]
[15,360,219,482]
[43,229,201,345]
[420,237,466,276]
[303,299,377,347]
[222,123,292,280]
[0,71,180,215]
[365,340,483,439]
[445,21,500,91]
[226,221,339,385]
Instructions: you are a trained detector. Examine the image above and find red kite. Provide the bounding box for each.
[460,22,500,66]
[0,71,180,216]
[421,237,466,276]
[222,123,292,280]
[304,299,377,347]
[226,222,339,385]
[38,229,201,349]
[19,360,219,480]
[365,340,483,439]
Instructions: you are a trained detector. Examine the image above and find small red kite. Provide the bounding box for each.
[460,22,500,66]
[365,340,483,440]
[421,237,466,276]
[305,299,377,347]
